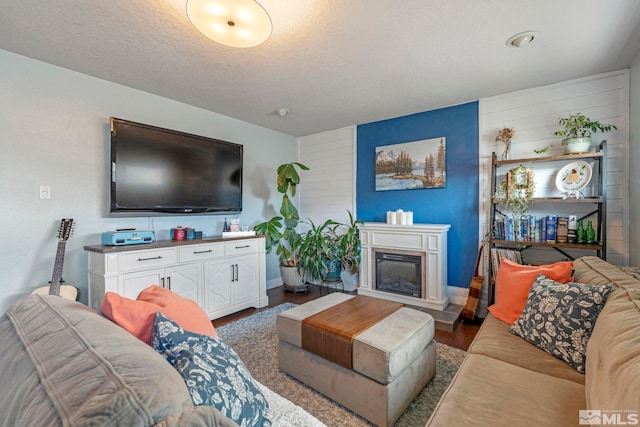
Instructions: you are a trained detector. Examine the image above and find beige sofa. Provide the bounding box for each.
[0,293,323,427]
[427,256,640,426]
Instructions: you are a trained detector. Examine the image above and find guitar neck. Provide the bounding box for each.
[49,241,66,295]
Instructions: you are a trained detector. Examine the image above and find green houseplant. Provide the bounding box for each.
[338,210,363,290]
[297,218,341,285]
[254,162,309,291]
[553,113,617,154]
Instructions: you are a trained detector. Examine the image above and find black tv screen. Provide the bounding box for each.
[110,117,242,216]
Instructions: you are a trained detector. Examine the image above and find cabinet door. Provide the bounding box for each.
[203,258,233,316]
[234,254,259,305]
[120,269,164,300]
[166,263,202,306]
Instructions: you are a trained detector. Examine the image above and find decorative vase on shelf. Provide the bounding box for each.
[576,220,586,244]
[501,139,511,160]
[496,127,515,161]
[585,221,596,244]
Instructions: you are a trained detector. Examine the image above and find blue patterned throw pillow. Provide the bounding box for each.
[151,312,270,427]
[509,274,612,373]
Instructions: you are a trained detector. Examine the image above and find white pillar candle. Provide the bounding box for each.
[407,211,413,225]
[389,211,397,224]
[386,211,392,224]
[400,211,407,224]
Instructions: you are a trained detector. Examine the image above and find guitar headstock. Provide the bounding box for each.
[57,218,75,242]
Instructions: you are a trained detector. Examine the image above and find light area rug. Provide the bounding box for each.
[217,303,466,427]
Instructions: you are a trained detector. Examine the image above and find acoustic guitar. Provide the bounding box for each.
[461,245,484,322]
[32,219,78,301]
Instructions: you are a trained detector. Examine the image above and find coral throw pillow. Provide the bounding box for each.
[101,285,216,344]
[488,259,574,324]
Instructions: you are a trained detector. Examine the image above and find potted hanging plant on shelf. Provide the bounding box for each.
[493,165,535,241]
[553,113,617,154]
[254,162,309,292]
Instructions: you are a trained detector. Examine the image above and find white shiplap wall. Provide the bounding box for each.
[297,126,356,228]
[479,70,630,266]
[475,70,630,318]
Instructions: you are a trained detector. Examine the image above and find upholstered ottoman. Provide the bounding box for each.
[276,293,436,427]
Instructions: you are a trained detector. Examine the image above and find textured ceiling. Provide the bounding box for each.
[2,0,640,137]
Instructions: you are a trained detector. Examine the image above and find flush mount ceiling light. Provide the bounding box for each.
[506,31,539,48]
[186,0,272,48]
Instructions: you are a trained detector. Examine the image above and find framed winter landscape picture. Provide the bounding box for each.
[375,137,446,191]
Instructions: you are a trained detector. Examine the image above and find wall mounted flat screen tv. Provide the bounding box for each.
[110,117,242,216]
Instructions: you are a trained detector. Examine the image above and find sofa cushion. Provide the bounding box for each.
[426,353,586,427]
[0,295,235,427]
[101,285,216,344]
[574,256,638,290]
[586,284,640,411]
[488,259,574,324]
[152,313,270,427]
[509,275,612,373]
[467,314,585,384]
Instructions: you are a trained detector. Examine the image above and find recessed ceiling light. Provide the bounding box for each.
[506,31,539,48]
[275,107,289,117]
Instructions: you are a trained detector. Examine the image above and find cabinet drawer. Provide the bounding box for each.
[119,248,177,272]
[179,242,224,262]
[225,239,258,256]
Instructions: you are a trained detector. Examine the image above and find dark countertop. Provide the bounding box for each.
[84,234,262,254]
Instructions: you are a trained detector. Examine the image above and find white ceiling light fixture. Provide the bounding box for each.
[275,107,289,117]
[506,31,539,48]
[186,0,272,48]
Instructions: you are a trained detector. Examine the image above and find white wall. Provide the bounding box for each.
[473,70,631,318]
[479,69,630,265]
[480,70,630,264]
[0,50,297,314]
[298,126,356,228]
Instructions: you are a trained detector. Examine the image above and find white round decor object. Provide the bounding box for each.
[555,161,592,194]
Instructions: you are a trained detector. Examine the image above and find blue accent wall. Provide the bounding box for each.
[356,101,479,288]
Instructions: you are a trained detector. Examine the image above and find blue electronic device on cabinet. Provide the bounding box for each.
[101,230,155,246]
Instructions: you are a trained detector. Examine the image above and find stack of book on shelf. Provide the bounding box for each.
[493,214,578,244]
[490,248,523,274]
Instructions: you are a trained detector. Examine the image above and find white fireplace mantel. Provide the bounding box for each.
[358,222,450,310]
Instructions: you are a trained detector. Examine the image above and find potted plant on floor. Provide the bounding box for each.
[338,210,363,291]
[254,162,309,292]
[297,218,341,286]
[553,113,617,154]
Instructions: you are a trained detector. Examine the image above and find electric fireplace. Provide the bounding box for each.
[374,250,424,298]
[357,222,450,311]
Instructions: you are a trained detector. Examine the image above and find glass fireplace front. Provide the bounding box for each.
[374,250,423,298]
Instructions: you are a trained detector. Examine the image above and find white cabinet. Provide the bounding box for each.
[202,240,262,319]
[165,263,202,304]
[85,237,268,319]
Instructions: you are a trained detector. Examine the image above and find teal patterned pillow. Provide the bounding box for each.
[151,313,270,427]
[509,274,612,373]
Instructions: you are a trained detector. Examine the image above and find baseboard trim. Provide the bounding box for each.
[447,286,468,306]
[267,276,283,290]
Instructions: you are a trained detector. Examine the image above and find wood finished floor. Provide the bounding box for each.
[212,285,482,352]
